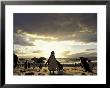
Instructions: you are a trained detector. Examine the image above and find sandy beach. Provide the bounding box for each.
[13,64,97,76]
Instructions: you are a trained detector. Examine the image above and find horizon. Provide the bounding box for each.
[17,56,97,60]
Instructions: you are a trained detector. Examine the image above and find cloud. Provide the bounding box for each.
[14,13,97,43]
[32,50,42,53]
[14,29,59,46]
[62,51,97,58]
[14,48,27,54]
[72,52,97,58]
[14,30,35,46]
[61,51,71,56]
[85,48,96,51]
[14,45,43,56]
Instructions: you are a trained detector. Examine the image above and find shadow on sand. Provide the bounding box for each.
[48,70,72,75]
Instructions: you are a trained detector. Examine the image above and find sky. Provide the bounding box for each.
[14,13,97,58]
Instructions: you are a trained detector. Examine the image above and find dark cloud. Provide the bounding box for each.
[14,30,58,46]
[14,13,97,44]
[14,31,35,46]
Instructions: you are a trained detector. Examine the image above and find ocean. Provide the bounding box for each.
[18,57,97,64]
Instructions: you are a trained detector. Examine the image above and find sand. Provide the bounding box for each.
[13,65,97,76]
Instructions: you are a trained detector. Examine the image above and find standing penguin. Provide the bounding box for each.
[80,57,92,73]
[45,51,58,74]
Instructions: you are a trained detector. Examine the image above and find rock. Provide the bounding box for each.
[81,73,86,75]
[25,72,34,75]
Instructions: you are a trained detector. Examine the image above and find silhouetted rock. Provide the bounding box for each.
[38,73,45,75]
[25,72,34,75]
[82,73,86,75]
[14,54,18,68]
